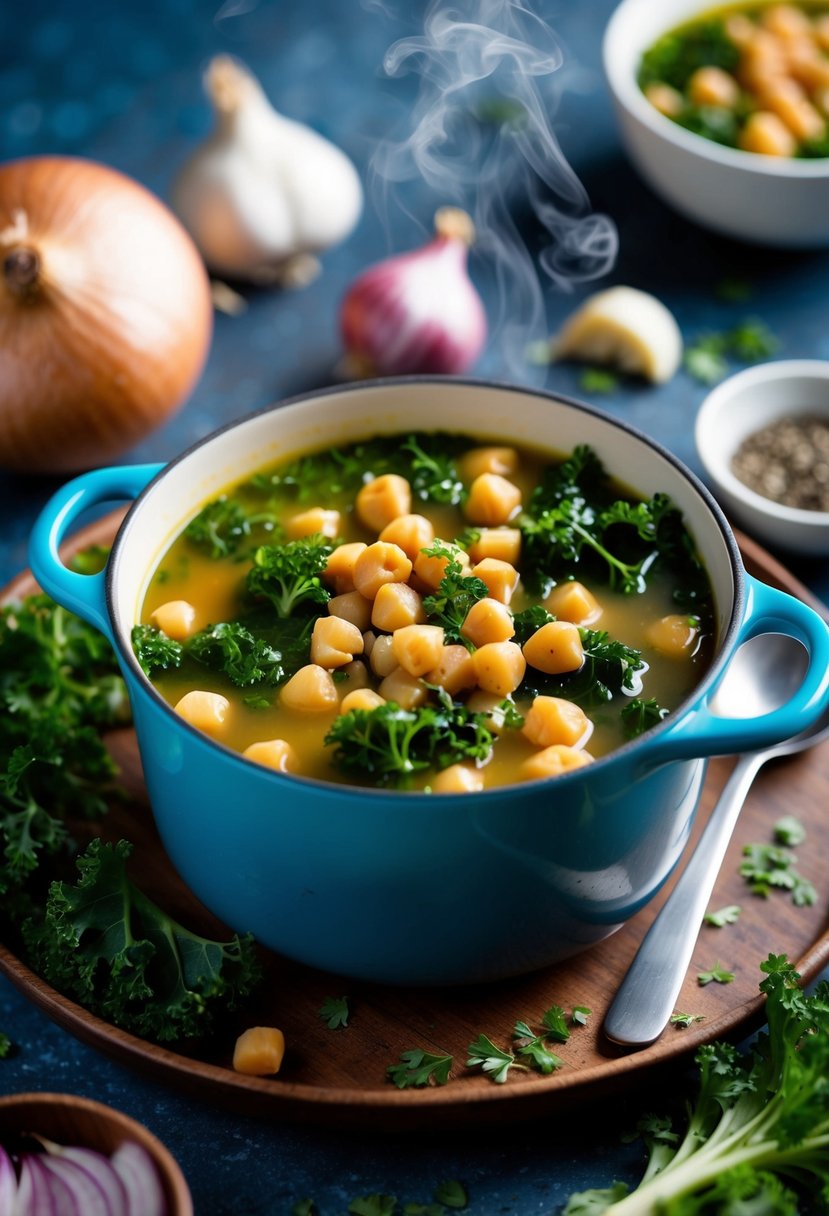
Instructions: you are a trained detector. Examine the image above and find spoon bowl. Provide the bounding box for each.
[604,630,829,1048]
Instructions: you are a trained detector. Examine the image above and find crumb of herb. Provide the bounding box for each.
[697,961,735,986]
[773,816,806,847]
[579,367,620,394]
[670,1011,705,1028]
[466,1033,523,1084]
[572,1005,591,1026]
[433,1180,468,1210]
[684,318,779,384]
[704,904,741,928]
[386,1048,453,1089]
[319,995,350,1029]
[740,841,816,906]
[0,1031,11,1058]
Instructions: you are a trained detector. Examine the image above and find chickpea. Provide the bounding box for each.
[310,616,364,668]
[522,621,584,675]
[340,688,386,714]
[356,474,412,533]
[461,598,515,647]
[392,624,446,677]
[353,541,413,600]
[688,66,740,109]
[379,513,435,560]
[520,745,594,782]
[378,667,428,710]
[285,507,341,540]
[371,582,426,632]
[645,614,699,658]
[543,580,602,626]
[472,557,520,605]
[280,665,339,712]
[431,764,485,794]
[324,542,367,594]
[426,644,478,696]
[243,738,298,773]
[522,696,593,750]
[644,81,685,118]
[174,690,230,736]
[328,590,372,632]
[738,110,798,156]
[472,640,526,696]
[463,473,522,526]
[368,633,398,678]
[151,599,197,641]
[759,77,825,141]
[467,526,522,565]
[458,445,519,481]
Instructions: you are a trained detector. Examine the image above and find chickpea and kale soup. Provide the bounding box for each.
[132,433,715,792]
[639,3,829,158]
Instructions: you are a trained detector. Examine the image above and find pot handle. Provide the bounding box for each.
[28,464,164,643]
[654,574,829,761]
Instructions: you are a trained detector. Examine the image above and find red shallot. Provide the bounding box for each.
[339,207,487,376]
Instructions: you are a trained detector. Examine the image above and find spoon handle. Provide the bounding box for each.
[603,752,765,1048]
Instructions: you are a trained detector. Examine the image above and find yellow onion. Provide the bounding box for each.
[0,155,213,473]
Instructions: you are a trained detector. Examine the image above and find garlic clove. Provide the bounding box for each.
[172,56,363,285]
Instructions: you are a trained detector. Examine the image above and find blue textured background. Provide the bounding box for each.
[2,1,828,1212]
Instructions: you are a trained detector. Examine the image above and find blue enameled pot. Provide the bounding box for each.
[29,380,829,984]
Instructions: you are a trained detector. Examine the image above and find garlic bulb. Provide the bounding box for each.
[172,56,363,287]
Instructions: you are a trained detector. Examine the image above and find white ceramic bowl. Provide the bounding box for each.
[695,359,829,555]
[603,0,829,246]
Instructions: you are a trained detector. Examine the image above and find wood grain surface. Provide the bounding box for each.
[2,515,827,1129]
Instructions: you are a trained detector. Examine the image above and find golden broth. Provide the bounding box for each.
[138,433,714,791]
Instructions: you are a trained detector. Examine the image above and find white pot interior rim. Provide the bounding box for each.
[603,0,829,179]
[106,376,745,793]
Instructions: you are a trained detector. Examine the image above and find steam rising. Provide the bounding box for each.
[368,0,618,376]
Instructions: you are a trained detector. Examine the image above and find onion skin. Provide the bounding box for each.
[339,208,487,376]
[0,156,213,473]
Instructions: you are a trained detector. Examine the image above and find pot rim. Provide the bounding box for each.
[107,374,745,801]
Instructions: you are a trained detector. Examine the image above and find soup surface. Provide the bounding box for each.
[134,432,715,791]
[639,3,829,159]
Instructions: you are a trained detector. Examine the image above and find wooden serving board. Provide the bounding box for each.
[2,516,828,1129]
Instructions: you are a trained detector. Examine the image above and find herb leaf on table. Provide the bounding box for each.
[23,839,262,1042]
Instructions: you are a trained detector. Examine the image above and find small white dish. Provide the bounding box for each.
[695,360,829,556]
[603,0,829,247]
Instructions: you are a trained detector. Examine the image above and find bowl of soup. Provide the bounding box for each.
[603,0,829,245]
[29,379,829,984]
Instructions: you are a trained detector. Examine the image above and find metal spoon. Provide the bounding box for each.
[603,631,829,1049]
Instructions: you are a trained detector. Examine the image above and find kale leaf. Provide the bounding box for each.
[247,537,334,617]
[23,839,262,1043]
[131,624,184,676]
[187,621,284,687]
[324,694,494,787]
[185,496,278,560]
[1,595,128,895]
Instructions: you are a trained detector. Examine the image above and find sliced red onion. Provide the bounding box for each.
[25,1154,80,1216]
[111,1140,167,1216]
[55,1147,129,1215]
[0,1144,17,1214]
[340,207,487,376]
[33,1154,114,1216]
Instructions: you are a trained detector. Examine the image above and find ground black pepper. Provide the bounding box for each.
[730,414,829,513]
